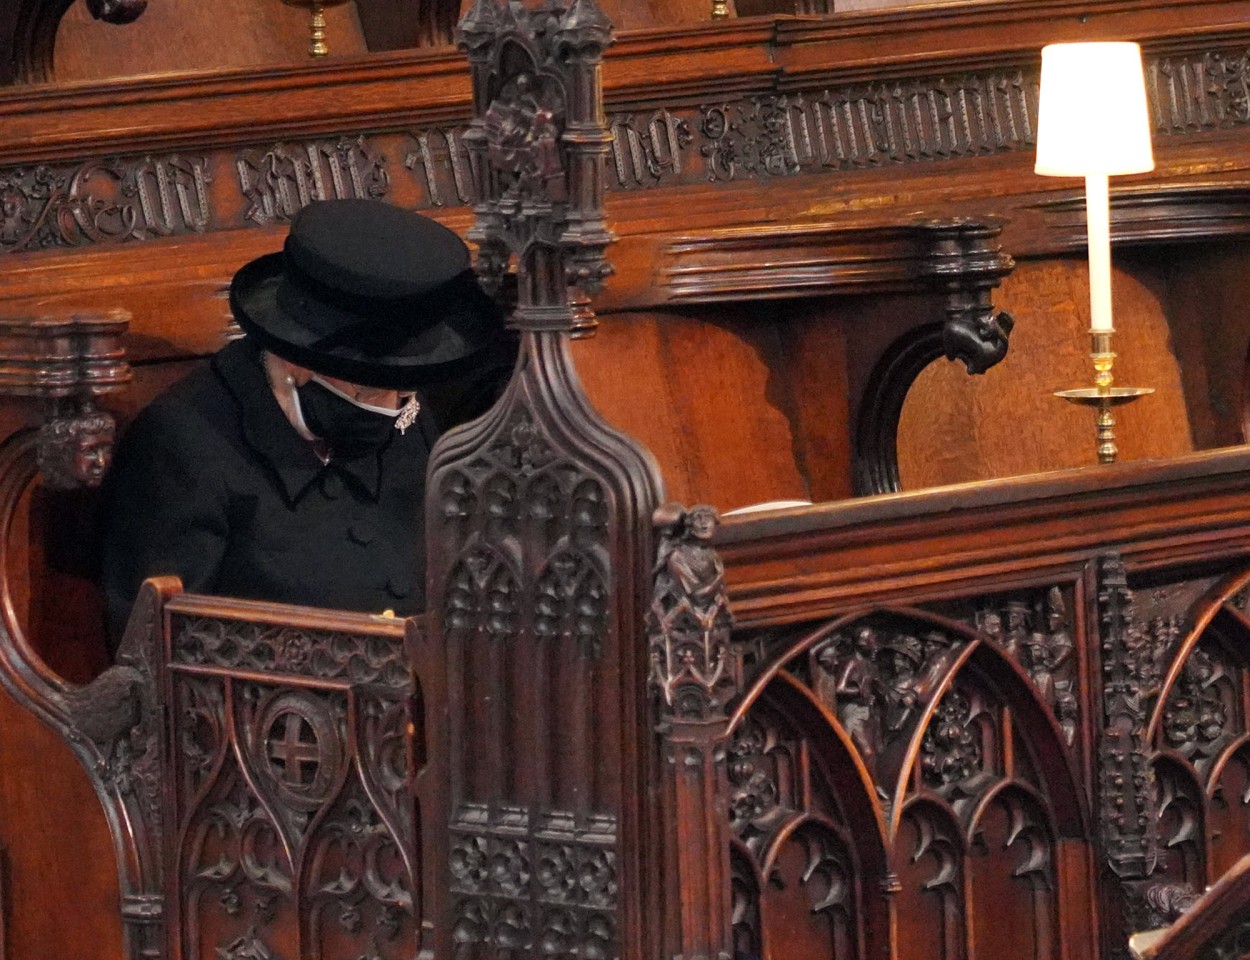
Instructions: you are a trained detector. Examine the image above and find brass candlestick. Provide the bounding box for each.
[282,0,348,58]
[711,0,731,17]
[1054,330,1152,464]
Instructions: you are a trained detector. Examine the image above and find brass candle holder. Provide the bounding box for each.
[1054,330,1152,464]
[282,0,348,58]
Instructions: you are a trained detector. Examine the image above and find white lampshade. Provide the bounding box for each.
[1035,42,1155,177]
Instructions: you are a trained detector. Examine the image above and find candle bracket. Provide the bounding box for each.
[281,0,348,58]
[1054,330,1152,464]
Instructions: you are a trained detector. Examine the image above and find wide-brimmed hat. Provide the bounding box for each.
[230,199,507,390]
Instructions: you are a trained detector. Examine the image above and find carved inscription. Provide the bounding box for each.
[2,46,1250,255]
[405,127,476,207]
[608,110,692,188]
[236,136,390,225]
[0,155,211,252]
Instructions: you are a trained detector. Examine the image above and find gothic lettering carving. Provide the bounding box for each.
[405,127,475,207]
[0,47,1248,258]
[0,155,211,252]
[608,110,691,189]
[236,137,389,226]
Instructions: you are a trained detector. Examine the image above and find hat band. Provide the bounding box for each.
[276,267,488,354]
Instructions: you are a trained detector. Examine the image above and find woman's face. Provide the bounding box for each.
[314,374,402,412]
[266,354,403,410]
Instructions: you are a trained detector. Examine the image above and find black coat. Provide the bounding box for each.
[99,338,443,641]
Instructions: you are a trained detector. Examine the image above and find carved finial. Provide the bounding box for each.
[459,0,615,333]
[556,0,614,54]
[457,0,503,52]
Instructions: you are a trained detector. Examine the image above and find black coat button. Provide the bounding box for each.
[385,577,411,599]
[348,523,375,546]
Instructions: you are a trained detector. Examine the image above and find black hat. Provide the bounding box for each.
[230,199,507,390]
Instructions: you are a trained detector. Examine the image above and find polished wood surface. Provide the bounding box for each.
[0,1,1245,957]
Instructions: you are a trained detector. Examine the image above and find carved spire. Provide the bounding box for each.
[430,4,661,958]
[1096,553,1160,879]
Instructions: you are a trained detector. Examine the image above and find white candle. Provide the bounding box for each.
[1085,174,1114,332]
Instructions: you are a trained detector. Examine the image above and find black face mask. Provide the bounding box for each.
[296,379,396,459]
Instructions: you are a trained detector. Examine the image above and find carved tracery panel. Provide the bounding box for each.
[164,608,420,960]
[725,698,869,960]
[730,608,1082,960]
[1140,569,1250,891]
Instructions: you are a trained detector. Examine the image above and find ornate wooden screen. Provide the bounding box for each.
[696,457,1250,960]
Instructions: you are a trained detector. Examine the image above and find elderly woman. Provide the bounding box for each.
[98,199,515,642]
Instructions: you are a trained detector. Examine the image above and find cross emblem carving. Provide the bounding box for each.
[267,711,321,787]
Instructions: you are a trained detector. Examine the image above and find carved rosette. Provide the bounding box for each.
[1096,553,1160,880]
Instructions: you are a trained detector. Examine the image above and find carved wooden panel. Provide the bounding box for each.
[728,605,1088,960]
[425,3,664,958]
[161,604,420,960]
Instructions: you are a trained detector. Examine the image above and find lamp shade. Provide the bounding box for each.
[1034,42,1155,177]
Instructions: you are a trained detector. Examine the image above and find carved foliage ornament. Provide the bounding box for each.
[448,804,618,957]
[171,615,409,689]
[178,676,416,957]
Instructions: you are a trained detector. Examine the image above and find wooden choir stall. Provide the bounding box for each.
[5,0,1250,958]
